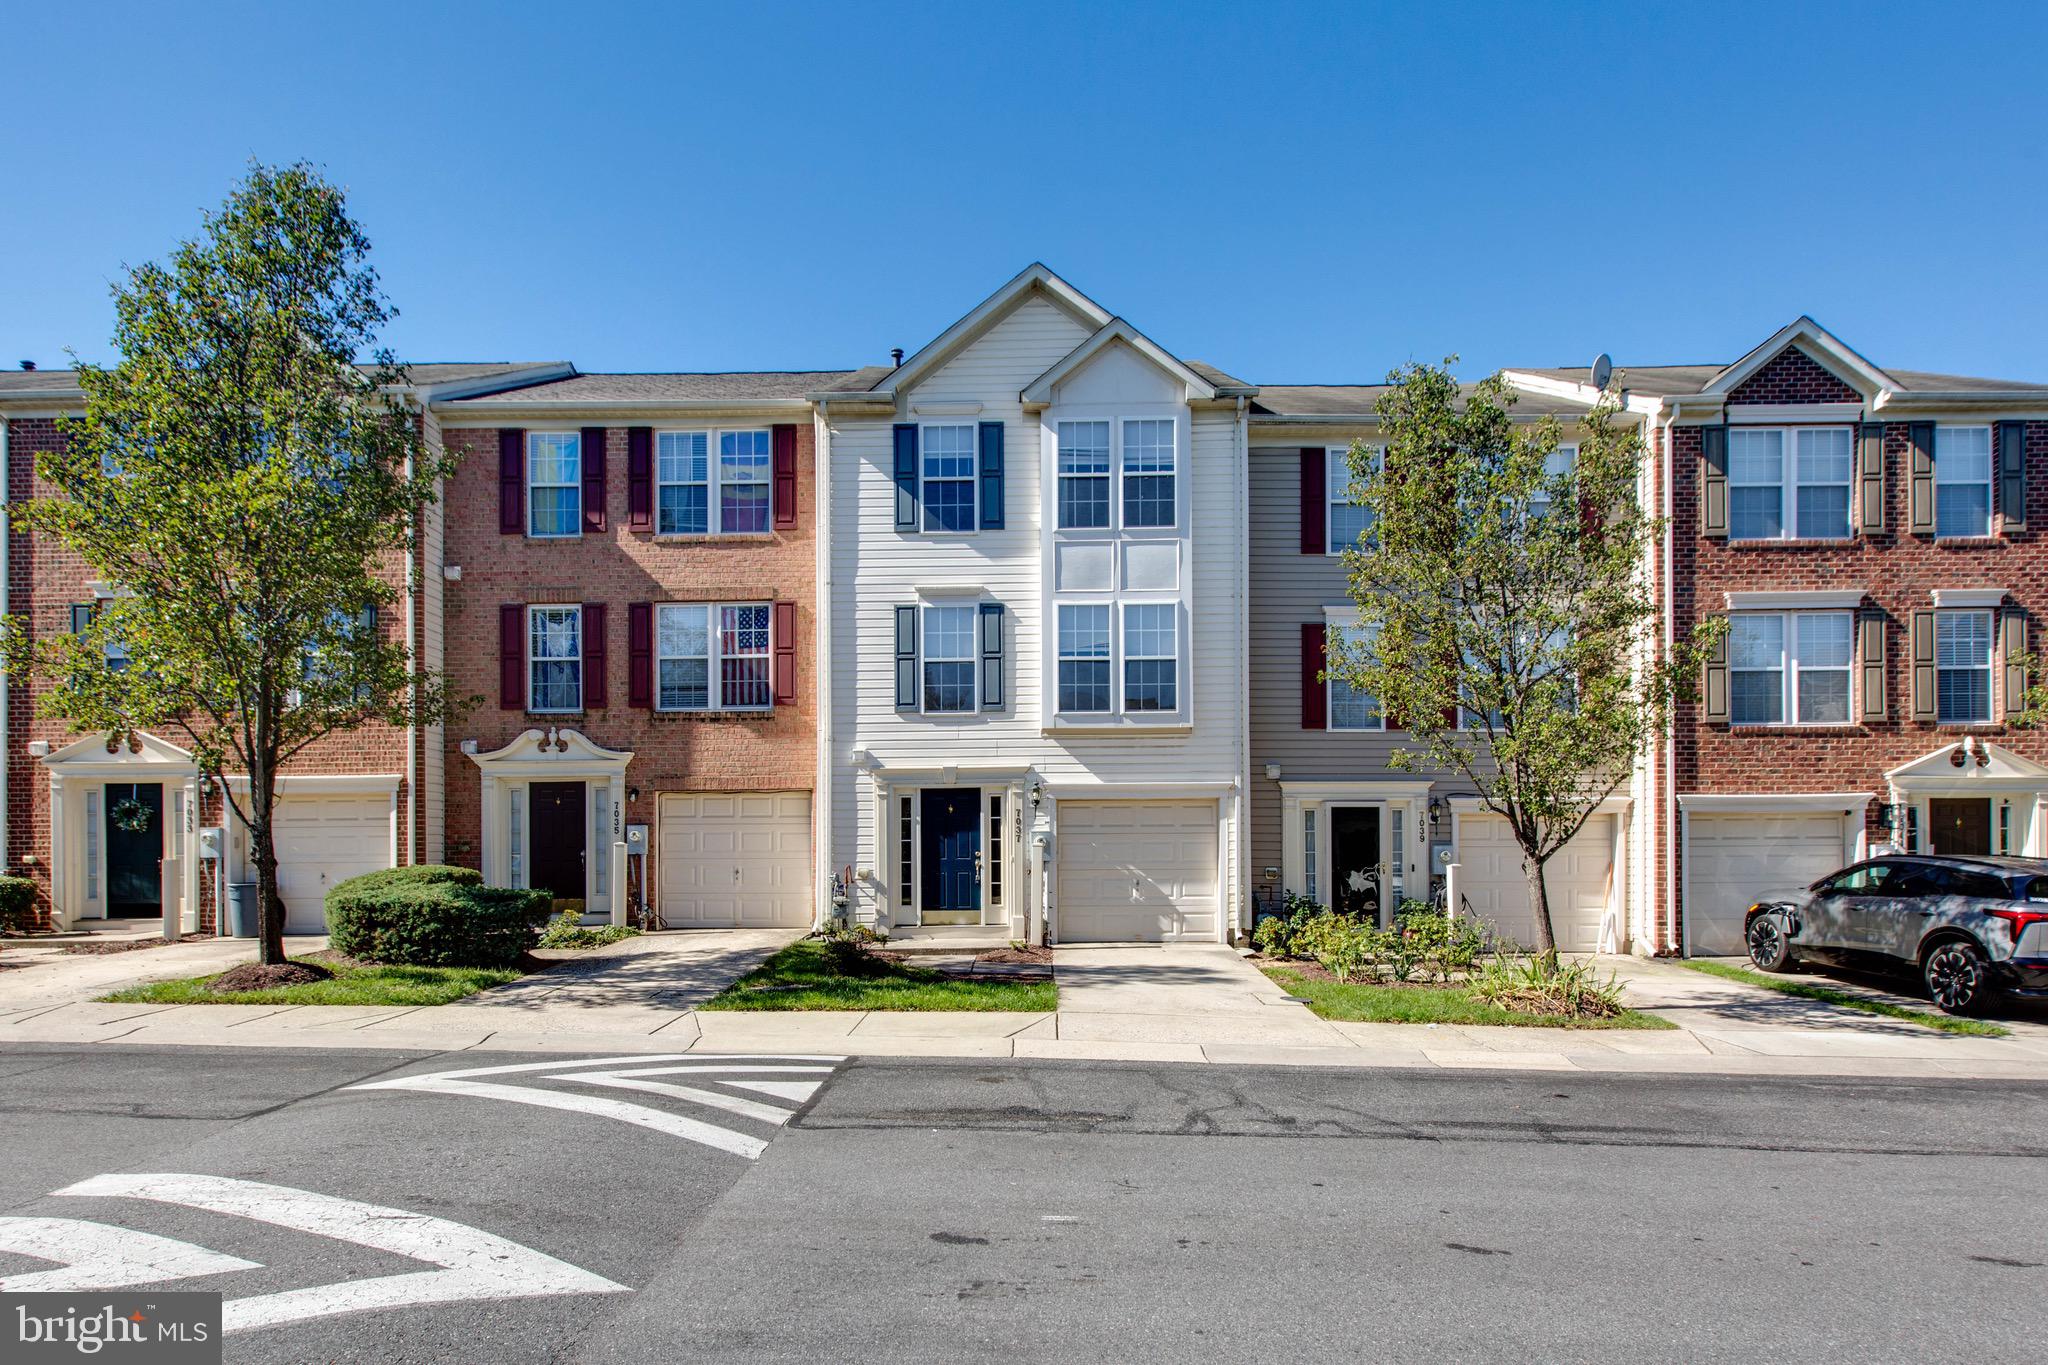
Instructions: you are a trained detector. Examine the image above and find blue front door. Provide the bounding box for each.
[920,790,981,924]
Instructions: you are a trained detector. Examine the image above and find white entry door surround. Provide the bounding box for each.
[468,728,632,925]
[41,731,200,931]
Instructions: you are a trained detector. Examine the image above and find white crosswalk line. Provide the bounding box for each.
[53,1173,625,1333]
[361,1074,771,1158]
[724,1079,825,1103]
[559,1071,794,1125]
[0,1215,260,1291]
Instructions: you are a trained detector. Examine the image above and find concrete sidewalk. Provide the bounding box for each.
[0,930,331,1010]
[6,940,2047,1079]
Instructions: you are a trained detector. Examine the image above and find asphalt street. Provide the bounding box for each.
[0,1043,2042,1363]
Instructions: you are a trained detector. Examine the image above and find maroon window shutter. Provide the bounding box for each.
[1300,448,1326,554]
[582,603,608,708]
[1302,623,1327,728]
[499,604,525,709]
[628,603,653,708]
[627,427,653,532]
[773,600,797,704]
[772,424,798,530]
[498,430,525,535]
[580,427,608,533]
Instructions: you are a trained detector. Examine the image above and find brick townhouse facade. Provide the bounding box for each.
[6,289,2047,955]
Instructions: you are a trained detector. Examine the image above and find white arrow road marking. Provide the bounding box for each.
[345,1054,844,1160]
[724,1079,826,1103]
[54,1173,625,1333]
[0,1216,260,1291]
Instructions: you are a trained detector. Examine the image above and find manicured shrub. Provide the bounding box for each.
[0,875,37,933]
[326,879,549,968]
[328,864,482,898]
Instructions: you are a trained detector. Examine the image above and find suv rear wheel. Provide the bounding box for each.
[1923,939,2000,1015]
[1746,911,1796,972]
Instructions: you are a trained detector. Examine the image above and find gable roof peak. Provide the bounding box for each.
[876,263,1114,398]
[1706,316,1897,396]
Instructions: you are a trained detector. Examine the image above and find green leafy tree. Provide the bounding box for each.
[1325,361,1718,956]
[6,163,466,965]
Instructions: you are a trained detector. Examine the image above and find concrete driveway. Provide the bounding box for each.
[1047,944,1350,1052]
[446,927,803,1033]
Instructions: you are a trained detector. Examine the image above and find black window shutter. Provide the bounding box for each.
[978,421,1005,529]
[894,605,918,708]
[979,602,1005,709]
[893,424,919,531]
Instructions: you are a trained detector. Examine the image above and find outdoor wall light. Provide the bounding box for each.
[1428,796,1445,826]
[627,787,641,803]
[1028,780,1044,810]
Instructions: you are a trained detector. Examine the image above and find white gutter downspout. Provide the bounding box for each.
[1659,398,1678,954]
[1234,394,1251,943]
[812,402,835,930]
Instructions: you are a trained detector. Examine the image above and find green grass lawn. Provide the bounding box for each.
[1676,958,2010,1038]
[702,939,1057,1012]
[102,957,520,1007]
[1261,965,1676,1030]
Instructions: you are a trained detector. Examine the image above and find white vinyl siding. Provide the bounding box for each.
[527,433,581,537]
[1935,426,1994,539]
[1729,612,1852,726]
[1729,427,1852,541]
[1936,609,1993,723]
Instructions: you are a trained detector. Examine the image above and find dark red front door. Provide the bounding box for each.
[529,782,587,903]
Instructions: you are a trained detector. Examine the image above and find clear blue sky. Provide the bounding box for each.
[6,1,2046,384]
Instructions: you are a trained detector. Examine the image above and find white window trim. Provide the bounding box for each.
[1727,425,1855,543]
[527,604,583,715]
[654,601,774,714]
[1055,419,1113,532]
[1325,622,1385,732]
[654,427,774,537]
[918,422,980,536]
[1055,602,1114,715]
[1934,424,1995,540]
[1528,444,1578,520]
[1728,610,1854,728]
[1120,601,1180,713]
[918,600,980,716]
[1935,607,1995,724]
[1119,417,1178,531]
[526,432,582,540]
[1326,445,1382,556]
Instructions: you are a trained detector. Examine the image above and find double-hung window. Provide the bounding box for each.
[1728,612,1852,725]
[1528,445,1577,520]
[1057,422,1111,529]
[1327,625,1382,730]
[921,602,977,712]
[1057,604,1112,712]
[1327,447,1378,553]
[920,424,977,532]
[1729,428,1852,541]
[1121,419,1176,528]
[719,430,771,534]
[1935,609,1993,723]
[655,603,773,710]
[529,605,582,712]
[1122,604,1178,711]
[1935,426,1994,539]
[528,433,581,537]
[656,432,709,534]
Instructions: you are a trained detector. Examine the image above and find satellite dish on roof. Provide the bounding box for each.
[1590,352,1614,391]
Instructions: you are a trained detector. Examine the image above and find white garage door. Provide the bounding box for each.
[274,794,394,934]
[659,793,812,928]
[1684,812,1850,956]
[1458,814,1615,953]
[1056,801,1219,943]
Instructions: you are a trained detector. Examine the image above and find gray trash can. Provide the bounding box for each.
[227,882,259,938]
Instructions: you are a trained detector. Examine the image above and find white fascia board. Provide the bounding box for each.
[1724,589,1868,610]
[1703,318,1895,396]
[1020,319,1218,405]
[1931,587,2009,608]
[1676,791,1873,813]
[887,262,1113,398]
[1872,393,2048,417]
[1726,402,1866,424]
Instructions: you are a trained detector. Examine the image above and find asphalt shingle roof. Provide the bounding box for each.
[0,362,565,399]
[445,368,895,403]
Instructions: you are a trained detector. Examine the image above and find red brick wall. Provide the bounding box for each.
[4,417,417,931]
[1725,346,1862,406]
[1669,410,2048,945]
[438,424,818,893]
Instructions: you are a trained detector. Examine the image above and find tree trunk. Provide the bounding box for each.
[250,751,286,967]
[1521,851,1557,960]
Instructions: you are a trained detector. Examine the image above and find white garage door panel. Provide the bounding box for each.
[1685,813,1848,956]
[274,794,394,934]
[659,793,811,928]
[1458,814,1614,953]
[1057,802,1219,943]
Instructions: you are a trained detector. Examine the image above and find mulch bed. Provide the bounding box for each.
[977,946,1052,966]
[60,934,211,956]
[1258,957,1462,989]
[205,961,334,994]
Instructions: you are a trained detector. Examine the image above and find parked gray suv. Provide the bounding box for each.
[1744,855,2048,1015]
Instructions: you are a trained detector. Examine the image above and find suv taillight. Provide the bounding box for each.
[1985,908,2048,948]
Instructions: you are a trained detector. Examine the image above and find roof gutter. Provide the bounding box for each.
[434,396,817,417]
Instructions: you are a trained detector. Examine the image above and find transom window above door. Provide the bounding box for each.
[528,433,582,537]
[1935,425,1993,539]
[656,429,772,535]
[1728,611,1852,725]
[1729,427,1852,541]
